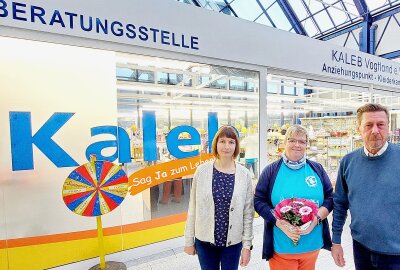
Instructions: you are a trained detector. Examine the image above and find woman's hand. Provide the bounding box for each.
[240,248,251,267]
[299,218,318,235]
[184,245,196,255]
[276,220,300,243]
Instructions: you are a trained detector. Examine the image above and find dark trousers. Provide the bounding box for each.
[245,160,257,177]
[353,239,400,270]
[195,238,242,270]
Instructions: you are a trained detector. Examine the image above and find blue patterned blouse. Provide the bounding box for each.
[212,166,235,247]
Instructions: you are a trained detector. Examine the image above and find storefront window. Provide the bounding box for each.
[116,53,260,220]
[265,74,400,186]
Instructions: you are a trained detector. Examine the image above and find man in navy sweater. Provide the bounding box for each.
[332,103,400,269]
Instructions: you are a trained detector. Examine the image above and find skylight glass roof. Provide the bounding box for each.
[230,0,263,21]
[176,0,399,38]
[365,0,399,13]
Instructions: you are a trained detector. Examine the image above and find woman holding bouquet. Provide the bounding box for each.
[184,125,254,269]
[254,125,333,270]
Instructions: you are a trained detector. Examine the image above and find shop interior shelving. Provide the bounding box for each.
[300,116,363,183]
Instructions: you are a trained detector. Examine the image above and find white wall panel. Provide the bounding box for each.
[0,37,124,238]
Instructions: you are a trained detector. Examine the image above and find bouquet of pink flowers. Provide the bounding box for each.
[274,198,319,245]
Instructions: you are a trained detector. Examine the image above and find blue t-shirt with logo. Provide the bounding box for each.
[271,163,324,254]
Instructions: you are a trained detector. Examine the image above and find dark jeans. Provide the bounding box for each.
[195,238,242,270]
[245,160,257,177]
[353,239,400,270]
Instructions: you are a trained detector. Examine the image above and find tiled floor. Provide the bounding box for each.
[126,216,355,270]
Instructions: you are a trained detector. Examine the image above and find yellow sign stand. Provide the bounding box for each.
[97,216,106,269]
[63,154,128,270]
[87,156,127,270]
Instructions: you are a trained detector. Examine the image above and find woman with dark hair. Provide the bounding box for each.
[184,125,254,270]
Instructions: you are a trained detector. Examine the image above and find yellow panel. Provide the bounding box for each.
[8,238,98,270]
[122,223,185,250]
[5,222,185,270]
[0,249,8,270]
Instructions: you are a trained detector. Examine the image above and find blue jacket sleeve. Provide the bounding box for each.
[254,165,276,225]
[308,160,333,212]
[332,159,349,244]
[318,163,334,212]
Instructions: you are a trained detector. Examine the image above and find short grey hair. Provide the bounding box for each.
[356,103,389,126]
[285,125,308,142]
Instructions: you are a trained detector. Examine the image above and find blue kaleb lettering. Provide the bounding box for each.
[8,110,221,171]
[142,111,219,161]
[85,126,131,163]
[10,112,78,171]
[143,111,157,161]
[167,125,200,159]
[208,112,218,152]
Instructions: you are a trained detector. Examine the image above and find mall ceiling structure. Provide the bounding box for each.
[176,0,400,62]
[116,53,400,119]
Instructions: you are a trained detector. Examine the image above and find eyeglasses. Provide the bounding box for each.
[287,138,307,146]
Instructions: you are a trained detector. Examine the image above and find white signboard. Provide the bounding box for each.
[0,0,399,88]
[0,37,125,237]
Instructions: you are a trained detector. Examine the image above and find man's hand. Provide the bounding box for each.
[240,248,251,267]
[331,244,346,267]
[184,245,196,255]
[276,220,300,243]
